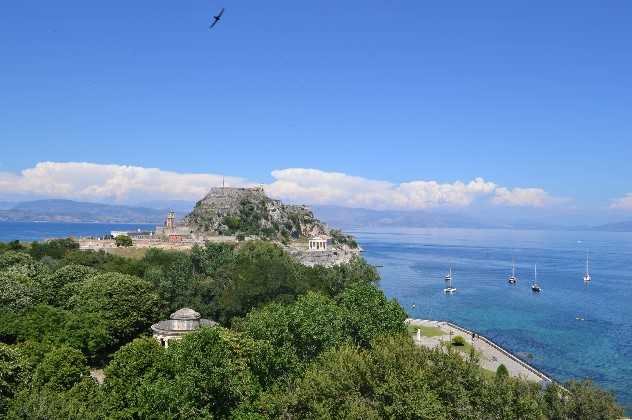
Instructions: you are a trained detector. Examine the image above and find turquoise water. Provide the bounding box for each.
[353,227,632,412]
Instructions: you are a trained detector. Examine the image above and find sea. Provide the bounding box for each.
[1,222,631,411]
[352,227,632,413]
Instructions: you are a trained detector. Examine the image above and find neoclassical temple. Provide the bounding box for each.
[151,308,218,347]
[308,236,328,251]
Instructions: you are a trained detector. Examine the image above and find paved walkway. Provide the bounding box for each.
[407,319,552,386]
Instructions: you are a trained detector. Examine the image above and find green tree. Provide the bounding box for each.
[0,344,29,415]
[104,328,260,419]
[40,264,97,307]
[102,337,164,414]
[0,271,36,312]
[289,292,347,361]
[258,336,447,419]
[0,240,26,254]
[336,282,407,347]
[28,238,79,260]
[67,272,162,345]
[560,380,624,420]
[216,241,300,322]
[233,302,301,381]
[33,345,88,391]
[114,235,133,247]
[191,242,235,277]
[7,377,103,420]
[156,253,196,314]
[0,251,33,270]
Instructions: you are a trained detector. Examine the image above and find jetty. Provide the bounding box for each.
[407,319,555,387]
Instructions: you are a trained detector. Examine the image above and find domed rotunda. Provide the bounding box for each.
[151,308,217,347]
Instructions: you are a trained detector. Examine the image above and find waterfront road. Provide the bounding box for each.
[407,319,553,386]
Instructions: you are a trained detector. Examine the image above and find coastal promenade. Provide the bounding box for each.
[407,319,554,386]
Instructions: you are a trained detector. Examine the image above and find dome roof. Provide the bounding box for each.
[170,308,201,320]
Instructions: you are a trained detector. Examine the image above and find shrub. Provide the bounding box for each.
[236,233,245,241]
[223,216,242,231]
[114,235,133,247]
[496,363,509,379]
[452,335,466,346]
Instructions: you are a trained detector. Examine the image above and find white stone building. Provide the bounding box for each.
[150,308,217,348]
[308,236,328,251]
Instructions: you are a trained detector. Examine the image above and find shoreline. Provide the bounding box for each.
[407,318,558,387]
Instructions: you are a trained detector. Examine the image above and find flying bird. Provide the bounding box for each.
[210,8,225,29]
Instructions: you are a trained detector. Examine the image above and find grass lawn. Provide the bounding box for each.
[107,247,148,260]
[480,368,498,381]
[442,339,480,357]
[407,324,446,337]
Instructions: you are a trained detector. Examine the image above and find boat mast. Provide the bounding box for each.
[586,252,589,275]
[512,258,515,277]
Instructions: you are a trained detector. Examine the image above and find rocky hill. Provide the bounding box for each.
[184,187,333,241]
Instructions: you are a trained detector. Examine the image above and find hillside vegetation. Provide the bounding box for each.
[0,239,624,419]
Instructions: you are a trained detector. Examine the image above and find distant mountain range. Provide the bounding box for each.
[0,200,169,224]
[0,199,631,232]
[311,205,632,232]
[134,200,195,214]
[591,221,632,232]
[311,206,493,229]
[0,201,16,211]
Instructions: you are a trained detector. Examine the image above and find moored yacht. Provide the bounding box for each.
[583,252,592,283]
[444,267,457,294]
[508,258,518,284]
[531,264,541,293]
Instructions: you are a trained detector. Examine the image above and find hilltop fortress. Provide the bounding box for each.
[81,187,361,267]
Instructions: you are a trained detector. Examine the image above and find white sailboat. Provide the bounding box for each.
[444,267,456,294]
[584,252,592,282]
[508,258,518,284]
[531,264,541,293]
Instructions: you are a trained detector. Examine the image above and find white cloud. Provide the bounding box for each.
[265,168,550,210]
[0,162,250,202]
[0,162,560,210]
[491,187,562,208]
[609,193,632,211]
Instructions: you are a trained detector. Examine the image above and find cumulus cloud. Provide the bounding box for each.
[609,193,632,211]
[491,187,562,208]
[0,162,560,210]
[265,168,550,210]
[0,162,250,202]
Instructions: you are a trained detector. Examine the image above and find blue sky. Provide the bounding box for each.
[1,1,631,223]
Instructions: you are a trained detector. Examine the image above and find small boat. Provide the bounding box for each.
[508,258,518,284]
[583,252,591,283]
[444,267,457,294]
[531,264,541,293]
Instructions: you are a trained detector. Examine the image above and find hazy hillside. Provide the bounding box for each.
[135,200,195,214]
[593,221,632,232]
[0,201,16,210]
[311,205,492,229]
[0,199,167,223]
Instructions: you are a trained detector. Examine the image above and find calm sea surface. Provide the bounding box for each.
[2,222,631,410]
[353,227,632,412]
[0,221,155,242]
